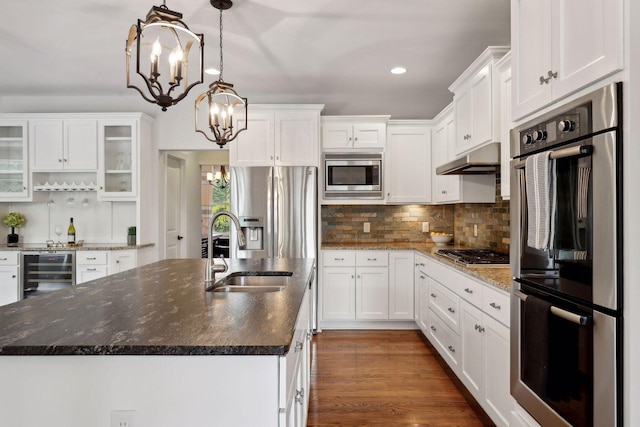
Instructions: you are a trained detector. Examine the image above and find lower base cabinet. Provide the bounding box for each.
[0,251,19,306]
[76,249,139,284]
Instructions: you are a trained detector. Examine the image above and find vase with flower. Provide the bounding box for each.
[3,212,26,247]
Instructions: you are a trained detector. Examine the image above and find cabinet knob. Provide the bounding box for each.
[58,159,62,163]
[270,156,274,160]
[357,275,360,279]
[12,275,16,278]
[177,235,184,240]
[276,156,279,160]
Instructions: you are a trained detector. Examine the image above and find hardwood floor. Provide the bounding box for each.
[307,330,495,427]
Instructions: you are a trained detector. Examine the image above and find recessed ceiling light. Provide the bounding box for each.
[205,68,220,75]
[390,67,407,75]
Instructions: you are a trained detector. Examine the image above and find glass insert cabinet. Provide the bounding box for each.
[0,121,29,199]
[98,120,137,199]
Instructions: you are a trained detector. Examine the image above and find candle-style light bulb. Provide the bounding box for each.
[174,46,184,81]
[150,37,162,77]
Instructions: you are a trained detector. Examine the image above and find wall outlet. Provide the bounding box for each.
[111,410,135,427]
[422,222,430,233]
[473,224,478,237]
[363,222,370,233]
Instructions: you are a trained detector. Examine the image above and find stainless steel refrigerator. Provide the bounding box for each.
[230,166,318,329]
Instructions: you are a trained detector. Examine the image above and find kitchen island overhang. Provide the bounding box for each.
[0,258,314,427]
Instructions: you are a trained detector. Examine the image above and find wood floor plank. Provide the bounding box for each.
[307,330,495,427]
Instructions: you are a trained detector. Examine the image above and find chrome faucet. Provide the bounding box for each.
[205,210,247,285]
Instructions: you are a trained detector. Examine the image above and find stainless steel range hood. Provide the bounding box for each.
[435,142,500,175]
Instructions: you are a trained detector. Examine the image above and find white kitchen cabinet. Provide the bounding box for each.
[428,307,460,374]
[230,106,322,167]
[511,0,623,120]
[0,120,29,200]
[355,266,388,320]
[414,254,429,333]
[76,251,109,284]
[322,266,356,320]
[460,299,512,427]
[29,119,98,171]
[321,116,389,151]
[97,119,137,200]
[280,287,311,427]
[110,249,137,274]
[432,105,496,204]
[449,47,509,156]
[388,251,414,320]
[385,122,431,204]
[497,52,512,200]
[0,251,20,306]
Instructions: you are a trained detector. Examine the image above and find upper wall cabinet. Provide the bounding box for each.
[385,121,432,204]
[321,116,389,151]
[496,52,512,200]
[449,47,509,156]
[29,119,98,171]
[511,0,623,120]
[0,120,29,200]
[230,105,323,167]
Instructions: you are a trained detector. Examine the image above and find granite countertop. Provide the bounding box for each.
[0,258,314,356]
[0,243,154,251]
[322,242,512,292]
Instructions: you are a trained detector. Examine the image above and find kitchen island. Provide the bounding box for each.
[0,258,315,427]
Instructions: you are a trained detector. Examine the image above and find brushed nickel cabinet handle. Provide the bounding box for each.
[430,293,437,298]
[448,345,456,353]
[464,288,473,294]
[489,302,501,310]
[447,307,455,313]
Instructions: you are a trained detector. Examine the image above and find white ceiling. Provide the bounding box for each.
[0,0,510,119]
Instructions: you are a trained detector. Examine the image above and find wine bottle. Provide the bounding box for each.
[68,217,76,244]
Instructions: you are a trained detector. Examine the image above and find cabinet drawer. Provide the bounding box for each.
[76,251,108,265]
[482,285,510,326]
[0,252,19,265]
[280,290,310,408]
[355,251,388,267]
[428,308,460,373]
[322,250,355,267]
[428,278,460,333]
[458,275,483,307]
[428,259,461,294]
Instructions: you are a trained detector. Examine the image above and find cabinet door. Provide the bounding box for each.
[98,120,137,199]
[388,251,414,320]
[454,89,472,155]
[64,120,98,170]
[498,56,512,200]
[353,123,386,149]
[275,111,319,166]
[0,121,29,199]
[386,125,431,204]
[110,250,137,274]
[321,122,352,150]
[30,119,64,170]
[551,0,623,100]
[432,115,460,203]
[322,267,356,320]
[511,0,552,119]
[470,66,493,147]
[355,267,388,320]
[230,112,275,166]
[0,266,19,306]
[483,314,513,427]
[460,300,484,399]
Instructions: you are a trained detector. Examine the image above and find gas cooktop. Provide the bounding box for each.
[436,249,510,267]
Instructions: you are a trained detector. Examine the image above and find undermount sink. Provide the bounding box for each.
[207,271,293,293]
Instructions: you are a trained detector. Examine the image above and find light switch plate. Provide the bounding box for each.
[363,222,370,233]
[422,222,429,232]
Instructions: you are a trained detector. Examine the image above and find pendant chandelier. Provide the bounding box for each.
[195,0,248,148]
[126,1,205,111]
[207,165,230,188]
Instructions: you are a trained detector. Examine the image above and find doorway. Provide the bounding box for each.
[165,155,185,258]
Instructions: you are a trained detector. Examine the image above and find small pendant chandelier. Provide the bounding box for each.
[195,0,248,148]
[206,165,230,188]
[126,1,205,111]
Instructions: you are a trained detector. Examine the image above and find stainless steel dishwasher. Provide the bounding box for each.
[21,251,75,299]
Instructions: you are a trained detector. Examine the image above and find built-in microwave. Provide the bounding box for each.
[323,152,383,199]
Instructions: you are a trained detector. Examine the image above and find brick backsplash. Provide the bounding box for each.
[321,174,510,253]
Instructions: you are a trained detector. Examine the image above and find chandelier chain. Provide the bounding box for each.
[219,5,224,81]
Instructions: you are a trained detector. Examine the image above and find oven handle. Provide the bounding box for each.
[512,144,593,169]
[514,289,592,326]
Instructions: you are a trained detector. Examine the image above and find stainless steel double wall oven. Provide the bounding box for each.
[510,83,622,426]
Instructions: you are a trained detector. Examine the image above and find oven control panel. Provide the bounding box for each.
[518,103,591,154]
